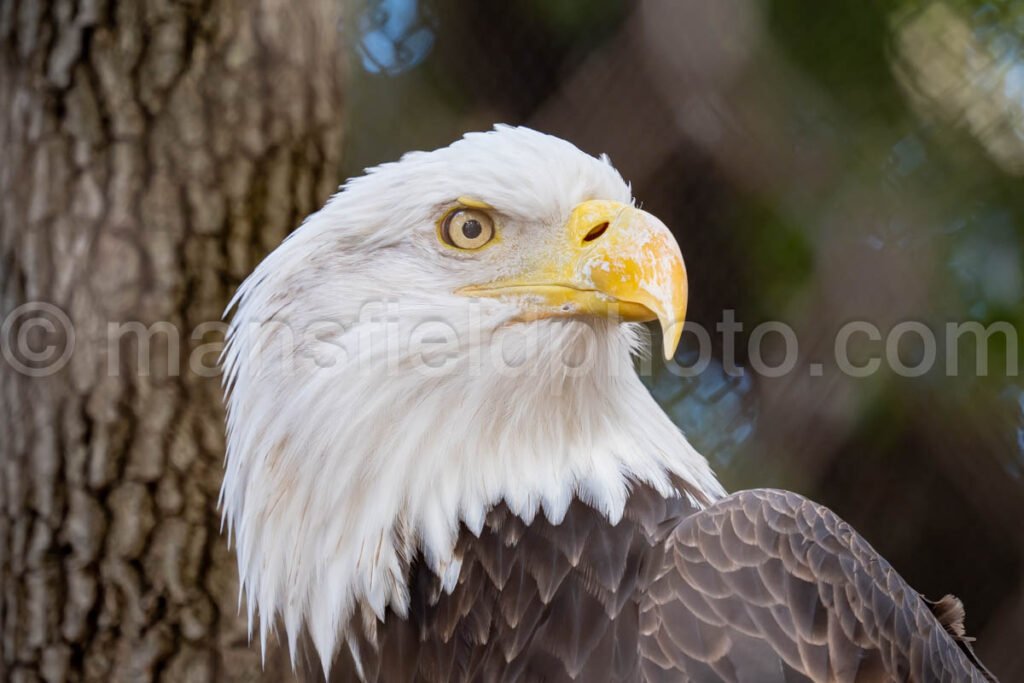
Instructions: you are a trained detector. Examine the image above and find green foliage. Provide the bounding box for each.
[519,0,626,43]
[767,0,906,122]
[730,201,814,318]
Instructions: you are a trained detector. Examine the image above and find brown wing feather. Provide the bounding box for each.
[300,486,994,682]
[306,483,694,682]
[639,488,996,683]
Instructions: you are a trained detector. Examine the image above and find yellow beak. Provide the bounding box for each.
[458,200,688,359]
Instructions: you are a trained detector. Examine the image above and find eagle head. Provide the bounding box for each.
[220,126,722,668]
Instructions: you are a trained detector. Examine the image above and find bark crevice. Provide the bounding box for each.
[1,1,346,680]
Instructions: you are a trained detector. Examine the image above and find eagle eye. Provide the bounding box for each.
[440,208,496,250]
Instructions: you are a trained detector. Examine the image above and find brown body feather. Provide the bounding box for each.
[303,486,994,682]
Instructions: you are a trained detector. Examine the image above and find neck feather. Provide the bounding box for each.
[221,313,722,669]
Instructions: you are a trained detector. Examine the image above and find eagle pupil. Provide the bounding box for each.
[462,219,482,239]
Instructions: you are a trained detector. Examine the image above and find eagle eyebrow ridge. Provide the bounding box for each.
[455,196,493,210]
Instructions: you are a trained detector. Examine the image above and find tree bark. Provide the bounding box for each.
[0,1,345,680]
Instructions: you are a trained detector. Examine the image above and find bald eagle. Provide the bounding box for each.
[220,127,995,682]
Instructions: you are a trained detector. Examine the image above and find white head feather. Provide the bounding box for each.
[220,126,723,673]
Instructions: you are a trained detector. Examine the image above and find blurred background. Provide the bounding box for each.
[1,0,1022,680]
[343,0,1024,676]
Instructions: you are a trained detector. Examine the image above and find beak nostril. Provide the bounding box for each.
[583,222,609,243]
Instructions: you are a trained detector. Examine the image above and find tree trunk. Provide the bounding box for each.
[0,1,345,680]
